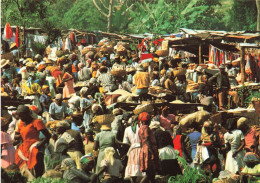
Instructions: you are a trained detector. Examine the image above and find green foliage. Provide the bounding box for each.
[2,0,258,34]
[226,0,257,31]
[30,177,71,183]
[168,155,212,183]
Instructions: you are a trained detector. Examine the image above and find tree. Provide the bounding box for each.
[92,0,134,32]
[257,0,260,31]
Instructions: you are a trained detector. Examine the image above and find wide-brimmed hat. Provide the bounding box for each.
[26,62,35,68]
[10,42,16,49]
[56,121,70,129]
[55,93,63,100]
[45,59,53,64]
[100,123,111,130]
[219,64,225,69]
[19,58,25,62]
[1,59,10,68]
[195,66,203,73]
[35,54,42,59]
[225,60,231,65]
[237,117,248,128]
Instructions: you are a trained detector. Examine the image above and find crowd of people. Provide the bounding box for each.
[1,38,260,183]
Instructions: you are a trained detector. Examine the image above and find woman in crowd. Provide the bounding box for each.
[14,105,50,178]
[224,118,245,174]
[123,115,142,183]
[138,112,161,183]
[49,94,72,120]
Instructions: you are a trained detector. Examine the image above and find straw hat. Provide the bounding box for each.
[237,117,248,128]
[100,123,111,130]
[26,62,35,68]
[1,59,10,68]
[45,59,53,64]
[10,42,16,49]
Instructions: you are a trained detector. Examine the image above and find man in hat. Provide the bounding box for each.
[2,59,17,83]
[133,65,150,99]
[208,64,230,110]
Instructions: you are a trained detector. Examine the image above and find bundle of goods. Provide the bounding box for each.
[110,64,126,77]
[133,103,154,114]
[155,49,169,57]
[149,86,172,95]
[117,41,130,49]
[100,45,114,53]
[56,50,64,57]
[95,114,115,124]
[82,46,96,55]
[116,45,127,55]
[232,57,240,67]
[188,63,197,70]
[179,110,210,128]
[98,38,110,47]
[1,52,13,60]
[126,66,136,73]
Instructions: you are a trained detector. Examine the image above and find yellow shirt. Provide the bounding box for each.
[22,82,43,95]
[133,72,150,89]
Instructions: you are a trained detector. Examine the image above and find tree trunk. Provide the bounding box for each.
[107,0,113,33]
[257,0,260,31]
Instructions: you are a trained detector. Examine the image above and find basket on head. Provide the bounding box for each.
[133,104,154,115]
[101,45,114,53]
[56,50,64,57]
[110,70,127,77]
[82,47,96,56]
[155,50,169,57]
[1,52,13,60]
[95,114,115,124]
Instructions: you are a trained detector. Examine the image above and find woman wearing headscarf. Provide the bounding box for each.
[54,121,84,170]
[49,94,72,120]
[241,152,260,182]
[94,147,124,183]
[77,63,91,81]
[14,105,50,178]
[1,116,15,168]
[22,74,43,113]
[62,64,76,99]
[123,115,142,183]
[224,118,245,174]
[138,112,161,183]
[61,158,91,183]
[45,70,56,98]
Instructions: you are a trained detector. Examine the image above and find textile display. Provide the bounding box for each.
[209,44,240,67]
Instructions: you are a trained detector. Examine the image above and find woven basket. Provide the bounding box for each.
[117,41,130,49]
[1,52,13,60]
[56,50,64,57]
[82,47,96,55]
[155,50,169,57]
[110,70,127,77]
[199,64,207,69]
[133,104,154,115]
[142,62,150,69]
[232,60,240,67]
[95,114,115,124]
[101,46,114,53]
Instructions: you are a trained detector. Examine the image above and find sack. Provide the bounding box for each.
[200,96,213,106]
[104,94,121,106]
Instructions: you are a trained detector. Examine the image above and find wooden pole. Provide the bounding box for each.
[199,43,202,64]
[240,47,245,85]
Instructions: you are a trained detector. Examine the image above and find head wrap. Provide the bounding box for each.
[29,105,39,115]
[61,158,76,169]
[56,121,70,129]
[80,153,93,164]
[38,64,46,72]
[17,105,31,114]
[55,93,63,100]
[138,112,151,123]
[42,85,49,91]
[243,152,260,164]
[237,117,248,129]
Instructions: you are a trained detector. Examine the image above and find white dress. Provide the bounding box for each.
[123,126,143,177]
[224,129,245,173]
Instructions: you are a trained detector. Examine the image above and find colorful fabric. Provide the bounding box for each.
[15,119,46,169]
[139,124,160,173]
[138,112,151,123]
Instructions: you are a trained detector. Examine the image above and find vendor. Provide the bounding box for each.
[49,94,72,120]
